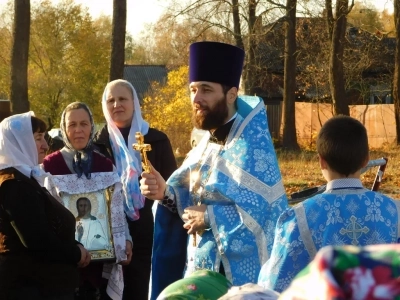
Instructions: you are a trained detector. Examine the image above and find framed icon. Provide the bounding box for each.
[60,186,116,261]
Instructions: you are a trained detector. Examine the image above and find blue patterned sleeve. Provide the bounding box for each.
[258,208,311,293]
[166,165,195,215]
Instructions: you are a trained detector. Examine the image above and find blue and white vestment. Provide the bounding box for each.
[165,96,288,285]
[258,178,400,292]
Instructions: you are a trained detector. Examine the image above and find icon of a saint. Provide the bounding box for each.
[75,197,107,250]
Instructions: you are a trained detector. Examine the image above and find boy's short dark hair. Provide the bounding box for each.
[31,116,47,133]
[317,115,369,177]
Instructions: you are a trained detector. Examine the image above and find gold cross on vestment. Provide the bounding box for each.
[339,215,369,245]
[132,132,152,173]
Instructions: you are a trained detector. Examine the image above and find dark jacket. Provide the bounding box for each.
[0,167,81,297]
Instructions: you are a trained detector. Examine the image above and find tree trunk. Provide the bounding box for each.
[328,0,349,115]
[244,0,257,95]
[231,0,244,50]
[325,0,334,38]
[10,0,30,114]
[109,0,127,81]
[231,0,246,91]
[282,0,300,150]
[393,0,400,144]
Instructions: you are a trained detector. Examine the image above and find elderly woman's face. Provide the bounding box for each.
[65,108,91,150]
[106,84,135,128]
[34,131,48,164]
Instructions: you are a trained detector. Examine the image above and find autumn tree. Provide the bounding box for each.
[381,8,396,37]
[128,13,232,68]
[28,0,111,127]
[393,0,400,144]
[293,18,330,104]
[0,3,12,100]
[109,0,126,81]
[292,4,392,107]
[10,0,30,114]
[142,66,192,154]
[347,2,383,34]
[162,0,287,94]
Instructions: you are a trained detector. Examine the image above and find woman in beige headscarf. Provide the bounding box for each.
[43,102,132,300]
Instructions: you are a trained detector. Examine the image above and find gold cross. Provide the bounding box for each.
[132,132,152,173]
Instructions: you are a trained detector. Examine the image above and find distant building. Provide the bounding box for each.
[123,65,168,104]
[256,17,395,105]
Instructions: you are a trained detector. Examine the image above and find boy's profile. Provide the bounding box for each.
[258,115,400,292]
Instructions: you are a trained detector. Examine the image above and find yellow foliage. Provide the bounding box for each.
[142,66,192,155]
[29,1,111,128]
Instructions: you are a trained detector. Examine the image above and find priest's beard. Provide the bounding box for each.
[192,95,229,130]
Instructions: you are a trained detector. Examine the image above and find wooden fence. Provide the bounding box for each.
[265,102,396,148]
[265,101,283,140]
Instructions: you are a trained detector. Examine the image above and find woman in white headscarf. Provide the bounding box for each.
[0,112,90,300]
[93,79,185,300]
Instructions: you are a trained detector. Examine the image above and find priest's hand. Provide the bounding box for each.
[140,162,166,200]
[77,244,91,268]
[182,204,207,234]
[120,240,133,266]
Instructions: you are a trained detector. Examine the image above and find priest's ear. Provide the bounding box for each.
[226,87,238,105]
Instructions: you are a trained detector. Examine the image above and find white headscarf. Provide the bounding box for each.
[101,79,149,220]
[0,111,39,177]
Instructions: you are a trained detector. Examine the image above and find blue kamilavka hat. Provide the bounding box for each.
[189,41,245,88]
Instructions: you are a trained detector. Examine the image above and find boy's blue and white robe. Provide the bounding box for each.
[258,178,400,293]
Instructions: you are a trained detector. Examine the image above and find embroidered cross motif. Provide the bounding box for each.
[339,215,369,245]
[256,126,270,139]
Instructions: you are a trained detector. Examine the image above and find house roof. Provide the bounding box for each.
[123,65,168,102]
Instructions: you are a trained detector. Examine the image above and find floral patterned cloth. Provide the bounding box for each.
[258,178,400,292]
[157,270,232,300]
[279,244,400,300]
